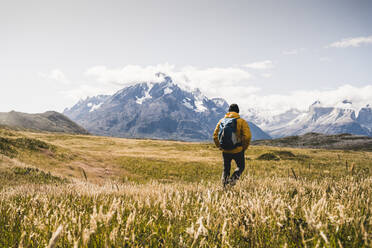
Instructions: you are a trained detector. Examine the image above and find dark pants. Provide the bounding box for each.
[222,151,245,186]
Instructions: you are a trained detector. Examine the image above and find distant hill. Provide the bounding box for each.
[0,111,89,134]
[252,132,372,151]
[64,73,271,141]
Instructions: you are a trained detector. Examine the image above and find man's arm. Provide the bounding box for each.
[213,120,221,148]
[241,120,252,151]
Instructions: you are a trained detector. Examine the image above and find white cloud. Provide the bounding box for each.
[85,64,175,85]
[328,35,372,48]
[85,64,253,88]
[244,60,274,70]
[173,66,253,88]
[61,84,110,102]
[61,64,176,101]
[261,73,272,78]
[39,69,70,84]
[81,64,256,101]
[240,84,372,115]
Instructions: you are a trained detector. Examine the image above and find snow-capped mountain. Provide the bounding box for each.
[357,104,372,133]
[64,95,110,120]
[250,100,372,138]
[63,74,271,141]
[245,108,304,130]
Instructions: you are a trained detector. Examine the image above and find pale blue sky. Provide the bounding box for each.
[1,0,371,113]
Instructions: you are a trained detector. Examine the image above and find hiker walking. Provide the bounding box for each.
[213,104,251,187]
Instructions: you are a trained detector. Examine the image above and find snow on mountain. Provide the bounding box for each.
[64,75,372,140]
[357,104,372,132]
[244,108,304,130]
[211,98,229,110]
[135,83,153,104]
[89,102,103,112]
[63,74,271,141]
[64,95,110,120]
[259,100,371,138]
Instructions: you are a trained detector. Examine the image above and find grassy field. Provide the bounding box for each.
[0,127,371,247]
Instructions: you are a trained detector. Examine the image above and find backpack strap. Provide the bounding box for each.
[235,118,242,147]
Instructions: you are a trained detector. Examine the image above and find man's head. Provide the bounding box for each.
[228,103,239,113]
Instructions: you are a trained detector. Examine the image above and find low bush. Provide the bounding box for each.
[0,136,55,158]
[257,152,280,161]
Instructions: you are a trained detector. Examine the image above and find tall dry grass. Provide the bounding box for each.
[1,174,371,247]
[1,128,372,247]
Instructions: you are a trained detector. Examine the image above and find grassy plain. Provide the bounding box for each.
[0,127,371,247]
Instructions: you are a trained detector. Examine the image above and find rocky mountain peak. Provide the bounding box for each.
[309,100,325,112]
[211,98,229,110]
[63,76,271,141]
[155,72,174,85]
[257,100,371,138]
[335,99,353,109]
[357,104,372,131]
[311,100,321,106]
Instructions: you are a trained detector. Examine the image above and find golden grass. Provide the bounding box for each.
[1,175,371,247]
[0,128,372,247]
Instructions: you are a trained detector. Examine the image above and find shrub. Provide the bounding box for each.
[0,137,18,157]
[0,137,55,157]
[274,150,296,159]
[257,152,280,161]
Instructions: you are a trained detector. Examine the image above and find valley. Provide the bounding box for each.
[1,127,371,247]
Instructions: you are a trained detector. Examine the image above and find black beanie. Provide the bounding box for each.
[228,104,239,113]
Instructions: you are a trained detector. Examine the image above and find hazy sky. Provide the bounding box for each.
[1,0,372,114]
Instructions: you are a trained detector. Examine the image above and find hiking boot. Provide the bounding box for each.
[221,176,229,188]
[228,178,237,186]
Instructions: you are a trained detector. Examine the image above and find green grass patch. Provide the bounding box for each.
[257,152,280,161]
[0,166,67,189]
[0,136,56,158]
[0,137,18,157]
[116,156,221,183]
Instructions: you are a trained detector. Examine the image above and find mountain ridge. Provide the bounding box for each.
[0,111,89,134]
[64,74,271,141]
[246,100,372,138]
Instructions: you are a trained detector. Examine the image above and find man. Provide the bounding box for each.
[213,104,251,187]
